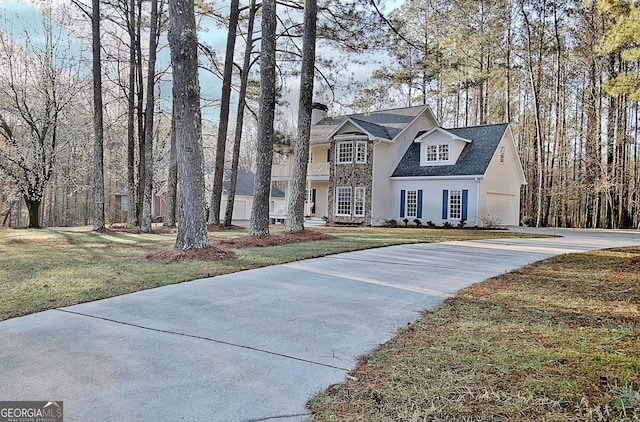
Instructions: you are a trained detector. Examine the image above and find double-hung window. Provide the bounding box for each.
[426,145,437,161]
[438,144,449,161]
[449,190,462,219]
[400,190,422,219]
[355,141,367,163]
[442,189,468,221]
[426,144,449,162]
[336,142,353,164]
[335,187,352,216]
[354,187,365,217]
[406,190,418,218]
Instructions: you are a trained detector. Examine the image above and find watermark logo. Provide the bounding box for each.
[0,401,63,422]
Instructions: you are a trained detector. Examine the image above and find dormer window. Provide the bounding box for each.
[426,144,450,163]
[438,144,449,161]
[427,145,437,161]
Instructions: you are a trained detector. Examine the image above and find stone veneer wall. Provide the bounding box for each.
[328,139,373,225]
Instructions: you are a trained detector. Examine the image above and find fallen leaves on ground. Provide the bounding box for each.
[143,229,335,263]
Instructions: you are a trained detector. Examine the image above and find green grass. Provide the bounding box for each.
[0,225,537,321]
[307,247,640,421]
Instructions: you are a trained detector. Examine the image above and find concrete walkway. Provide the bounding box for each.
[1,228,639,421]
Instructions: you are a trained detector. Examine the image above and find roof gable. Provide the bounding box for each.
[392,123,509,177]
[414,127,472,144]
[318,105,436,143]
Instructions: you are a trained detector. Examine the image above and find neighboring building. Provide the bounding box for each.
[111,167,285,222]
[271,104,526,227]
[219,167,285,221]
[111,186,166,217]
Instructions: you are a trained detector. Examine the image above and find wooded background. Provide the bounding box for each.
[0,0,638,230]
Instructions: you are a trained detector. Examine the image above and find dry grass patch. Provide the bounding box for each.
[0,226,544,321]
[308,247,640,421]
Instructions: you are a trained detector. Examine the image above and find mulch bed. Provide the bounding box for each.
[145,245,236,263]
[219,229,335,248]
[143,229,335,263]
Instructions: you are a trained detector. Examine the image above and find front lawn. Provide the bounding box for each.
[307,247,640,421]
[0,225,537,321]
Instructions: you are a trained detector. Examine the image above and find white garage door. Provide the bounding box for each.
[485,193,515,226]
[232,200,247,220]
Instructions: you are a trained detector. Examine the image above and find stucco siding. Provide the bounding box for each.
[478,134,522,226]
[390,178,479,226]
[370,118,436,223]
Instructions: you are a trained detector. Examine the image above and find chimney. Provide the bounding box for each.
[311,102,328,125]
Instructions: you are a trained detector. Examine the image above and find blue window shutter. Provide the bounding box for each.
[400,190,406,218]
[417,190,423,218]
[442,190,449,219]
[462,189,468,220]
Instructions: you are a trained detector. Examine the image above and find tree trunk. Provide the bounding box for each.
[164,109,178,227]
[249,0,276,236]
[126,0,138,227]
[136,0,145,224]
[25,198,41,229]
[286,0,318,233]
[209,0,240,225]
[141,0,160,233]
[169,0,209,250]
[224,0,258,227]
[91,0,105,231]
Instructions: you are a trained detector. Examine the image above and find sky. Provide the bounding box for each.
[0,0,226,122]
[0,0,405,126]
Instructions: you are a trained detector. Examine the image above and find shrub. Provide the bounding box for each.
[387,219,398,228]
[413,218,422,227]
[481,213,503,229]
[403,218,409,226]
[521,215,534,227]
[442,221,453,228]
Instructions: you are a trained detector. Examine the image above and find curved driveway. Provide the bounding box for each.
[1,228,639,421]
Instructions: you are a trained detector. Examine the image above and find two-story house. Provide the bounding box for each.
[271,103,526,227]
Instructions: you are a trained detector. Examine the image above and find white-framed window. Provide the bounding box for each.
[336,142,353,164]
[335,187,352,216]
[355,141,367,164]
[120,196,129,212]
[438,144,449,161]
[354,187,365,217]
[406,190,418,218]
[500,146,506,164]
[449,190,462,219]
[426,144,449,162]
[426,145,437,161]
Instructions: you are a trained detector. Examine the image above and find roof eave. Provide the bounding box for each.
[390,174,485,181]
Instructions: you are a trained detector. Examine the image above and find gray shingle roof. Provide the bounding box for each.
[349,117,402,140]
[224,167,284,198]
[391,123,508,177]
[314,106,426,141]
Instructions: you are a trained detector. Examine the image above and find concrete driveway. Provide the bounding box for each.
[1,228,638,421]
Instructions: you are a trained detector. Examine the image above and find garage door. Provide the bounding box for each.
[485,193,515,226]
[232,200,247,220]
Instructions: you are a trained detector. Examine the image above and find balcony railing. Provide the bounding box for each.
[272,162,329,177]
